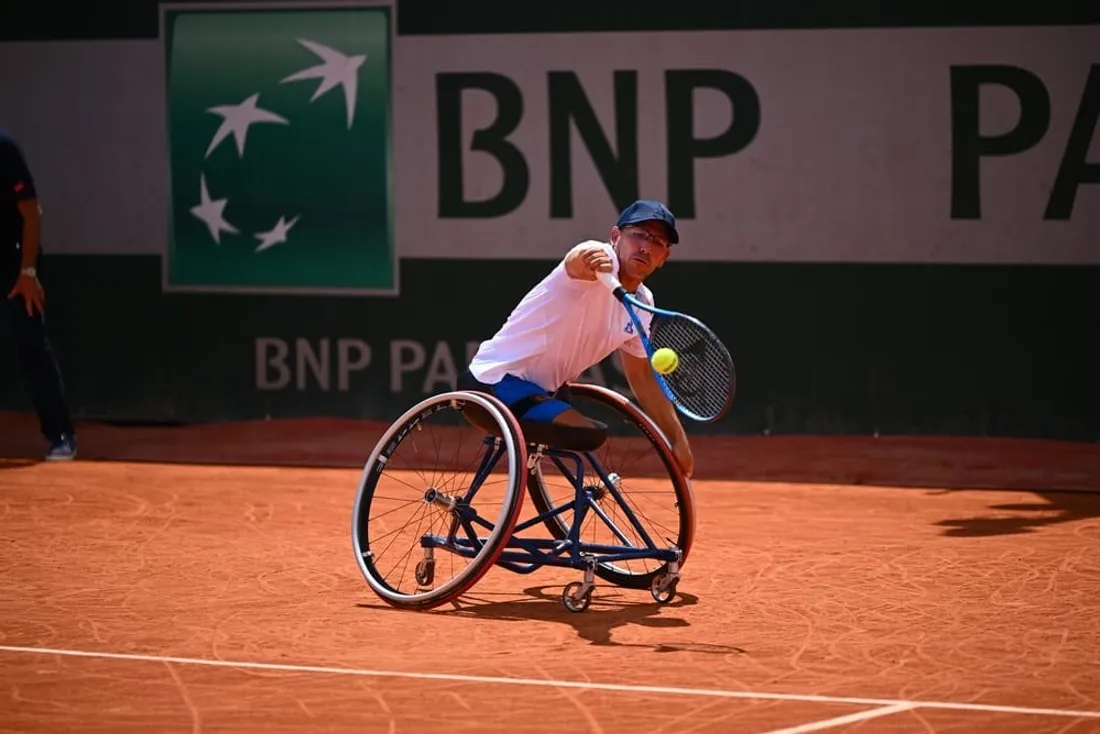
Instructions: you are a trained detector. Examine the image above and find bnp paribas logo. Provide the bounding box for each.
[160,2,396,295]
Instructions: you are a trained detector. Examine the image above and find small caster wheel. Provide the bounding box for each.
[650,574,678,604]
[562,581,593,613]
[415,559,435,586]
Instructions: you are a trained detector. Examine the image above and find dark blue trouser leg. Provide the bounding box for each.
[3,274,74,443]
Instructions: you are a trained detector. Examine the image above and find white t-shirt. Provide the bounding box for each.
[468,240,654,392]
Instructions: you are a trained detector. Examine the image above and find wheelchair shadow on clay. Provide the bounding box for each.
[359,585,745,654]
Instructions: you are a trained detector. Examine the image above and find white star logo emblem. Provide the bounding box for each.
[254,214,300,253]
[280,39,366,129]
[205,93,289,159]
[190,174,238,244]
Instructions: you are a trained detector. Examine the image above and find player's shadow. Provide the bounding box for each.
[360,585,745,654]
[933,490,1100,537]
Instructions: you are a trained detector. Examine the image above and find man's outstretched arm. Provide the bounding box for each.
[620,350,695,478]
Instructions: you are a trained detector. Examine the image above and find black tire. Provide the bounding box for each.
[526,382,695,590]
[352,391,527,610]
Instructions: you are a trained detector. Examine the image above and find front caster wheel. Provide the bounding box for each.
[650,574,678,604]
[562,581,593,613]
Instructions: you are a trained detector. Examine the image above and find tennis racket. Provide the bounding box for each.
[598,271,735,423]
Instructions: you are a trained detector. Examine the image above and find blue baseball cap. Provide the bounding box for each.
[616,200,679,244]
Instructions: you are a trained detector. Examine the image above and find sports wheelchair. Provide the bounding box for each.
[351,382,695,613]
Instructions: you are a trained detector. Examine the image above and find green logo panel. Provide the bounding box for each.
[162,3,396,295]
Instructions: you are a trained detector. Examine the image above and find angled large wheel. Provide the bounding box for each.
[352,391,527,610]
[527,382,695,589]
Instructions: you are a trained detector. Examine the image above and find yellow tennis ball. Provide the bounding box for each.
[651,347,679,374]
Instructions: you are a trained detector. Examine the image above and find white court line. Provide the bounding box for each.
[1,645,1099,721]
[759,703,916,733]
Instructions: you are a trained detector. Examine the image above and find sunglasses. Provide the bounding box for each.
[622,227,670,250]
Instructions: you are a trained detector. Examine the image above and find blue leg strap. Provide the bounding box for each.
[522,399,571,422]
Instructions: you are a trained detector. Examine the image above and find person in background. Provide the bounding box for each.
[0,129,77,461]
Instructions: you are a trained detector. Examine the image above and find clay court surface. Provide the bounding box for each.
[2,410,1099,732]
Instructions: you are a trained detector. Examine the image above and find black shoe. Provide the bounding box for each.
[45,433,77,462]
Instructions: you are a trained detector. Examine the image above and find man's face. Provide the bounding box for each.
[612,221,673,284]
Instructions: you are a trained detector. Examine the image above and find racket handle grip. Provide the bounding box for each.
[597,270,624,293]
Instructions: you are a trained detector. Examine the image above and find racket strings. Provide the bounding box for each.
[649,314,734,420]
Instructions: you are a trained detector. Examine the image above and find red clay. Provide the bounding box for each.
[1,410,1098,732]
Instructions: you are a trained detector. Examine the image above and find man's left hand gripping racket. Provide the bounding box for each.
[599,272,736,423]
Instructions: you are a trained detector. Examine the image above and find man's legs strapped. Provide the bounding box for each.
[457,370,607,451]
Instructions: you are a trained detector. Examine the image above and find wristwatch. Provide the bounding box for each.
[20,267,36,278]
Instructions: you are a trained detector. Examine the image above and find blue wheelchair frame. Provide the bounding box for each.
[419,434,683,611]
